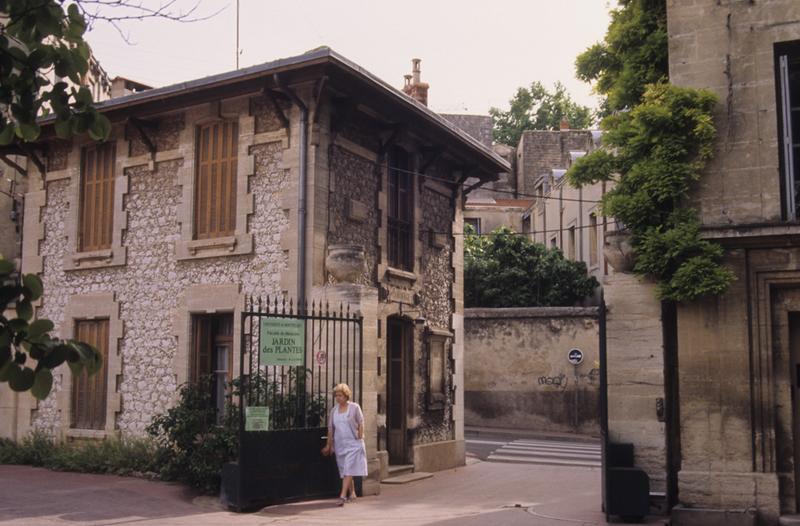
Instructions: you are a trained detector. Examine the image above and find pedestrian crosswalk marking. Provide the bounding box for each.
[466,438,602,468]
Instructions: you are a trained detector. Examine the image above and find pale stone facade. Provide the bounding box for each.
[600,2,800,525]
[0,49,508,491]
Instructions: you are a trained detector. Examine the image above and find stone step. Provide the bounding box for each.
[381,471,433,485]
[780,515,800,526]
[387,464,414,477]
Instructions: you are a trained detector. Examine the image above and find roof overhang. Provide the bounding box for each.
[38,47,509,180]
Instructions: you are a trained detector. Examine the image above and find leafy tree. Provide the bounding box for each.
[464,226,598,308]
[0,1,210,397]
[0,0,112,145]
[0,256,101,398]
[575,0,668,114]
[489,81,594,146]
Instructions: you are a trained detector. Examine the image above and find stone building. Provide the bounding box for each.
[0,48,508,491]
[519,127,609,280]
[603,2,800,524]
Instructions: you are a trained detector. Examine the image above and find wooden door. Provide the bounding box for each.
[71,319,109,430]
[387,317,411,464]
[790,312,800,511]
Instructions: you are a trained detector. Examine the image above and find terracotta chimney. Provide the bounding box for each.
[402,58,429,107]
[559,118,570,131]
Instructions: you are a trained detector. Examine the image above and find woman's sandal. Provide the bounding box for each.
[346,494,357,503]
[336,497,346,507]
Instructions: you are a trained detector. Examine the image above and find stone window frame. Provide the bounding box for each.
[172,283,244,388]
[175,99,255,260]
[425,327,452,411]
[58,293,123,439]
[54,128,129,271]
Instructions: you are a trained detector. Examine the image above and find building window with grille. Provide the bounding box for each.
[589,213,598,267]
[194,121,239,239]
[79,142,116,252]
[777,41,800,221]
[388,146,413,271]
[71,319,109,430]
[465,217,481,235]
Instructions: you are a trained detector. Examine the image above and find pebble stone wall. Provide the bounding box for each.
[415,183,456,444]
[32,116,289,436]
[327,146,379,286]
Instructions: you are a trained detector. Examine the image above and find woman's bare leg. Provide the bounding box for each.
[340,476,352,499]
[349,477,356,498]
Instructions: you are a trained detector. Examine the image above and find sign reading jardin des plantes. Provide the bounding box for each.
[245,406,269,432]
[259,318,306,366]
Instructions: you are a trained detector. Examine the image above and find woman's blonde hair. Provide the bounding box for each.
[333,383,352,400]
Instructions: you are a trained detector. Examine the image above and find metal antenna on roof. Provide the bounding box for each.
[235,0,240,70]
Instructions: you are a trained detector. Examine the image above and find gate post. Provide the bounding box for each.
[314,283,381,495]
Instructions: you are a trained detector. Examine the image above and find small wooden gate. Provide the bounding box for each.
[222,296,363,511]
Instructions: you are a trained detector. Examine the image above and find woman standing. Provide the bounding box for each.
[321,383,368,506]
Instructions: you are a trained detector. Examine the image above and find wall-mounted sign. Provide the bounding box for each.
[316,350,327,366]
[568,348,584,366]
[260,318,306,366]
[245,406,269,432]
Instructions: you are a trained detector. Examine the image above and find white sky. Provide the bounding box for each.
[83,0,613,115]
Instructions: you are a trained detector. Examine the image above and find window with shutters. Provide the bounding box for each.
[79,142,116,252]
[388,147,413,271]
[777,41,800,221]
[71,319,110,430]
[194,121,238,239]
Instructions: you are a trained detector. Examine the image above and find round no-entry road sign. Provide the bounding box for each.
[568,348,584,366]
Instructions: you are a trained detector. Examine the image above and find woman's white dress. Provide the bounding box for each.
[332,404,368,477]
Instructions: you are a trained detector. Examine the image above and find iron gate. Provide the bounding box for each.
[222,296,363,511]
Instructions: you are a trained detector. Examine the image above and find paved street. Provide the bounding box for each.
[0,431,666,526]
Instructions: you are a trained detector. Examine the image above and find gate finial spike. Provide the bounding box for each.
[325,301,329,316]
[289,297,294,314]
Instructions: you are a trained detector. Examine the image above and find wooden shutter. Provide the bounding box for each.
[79,142,116,252]
[71,319,109,430]
[194,121,238,239]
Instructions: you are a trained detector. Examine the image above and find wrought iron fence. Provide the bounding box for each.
[238,295,363,432]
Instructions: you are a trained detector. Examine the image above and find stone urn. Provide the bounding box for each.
[603,230,635,273]
[325,244,367,283]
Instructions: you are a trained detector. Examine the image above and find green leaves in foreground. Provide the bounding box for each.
[0,0,112,146]
[0,255,102,399]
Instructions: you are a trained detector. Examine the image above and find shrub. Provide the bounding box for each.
[0,430,158,476]
[146,377,238,494]
[464,226,599,308]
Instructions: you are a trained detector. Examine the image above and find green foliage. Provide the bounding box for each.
[0,1,112,145]
[232,367,327,430]
[490,81,594,146]
[0,255,102,398]
[575,0,668,113]
[146,377,238,494]
[0,430,158,476]
[464,226,598,308]
[567,83,733,302]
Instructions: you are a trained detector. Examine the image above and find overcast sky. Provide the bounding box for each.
[84,0,613,115]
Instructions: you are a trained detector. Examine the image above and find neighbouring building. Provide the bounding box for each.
[604,2,800,525]
[0,48,508,493]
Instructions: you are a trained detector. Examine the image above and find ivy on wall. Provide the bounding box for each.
[568,0,733,302]
[567,84,734,301]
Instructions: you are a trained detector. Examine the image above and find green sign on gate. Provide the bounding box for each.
[245,406,269,432]
[259,318,306,366]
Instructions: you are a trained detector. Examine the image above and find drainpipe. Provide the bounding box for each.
[274,74,308,304]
